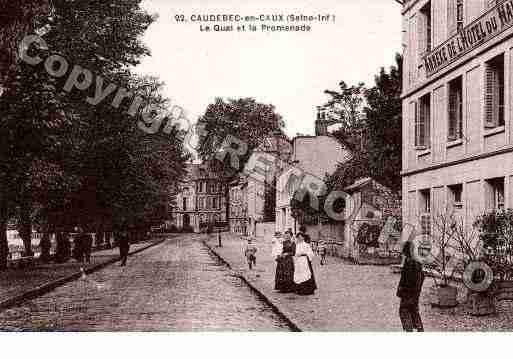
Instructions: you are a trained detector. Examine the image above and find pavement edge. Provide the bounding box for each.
[202,239,302,332]
[0,237,167,312]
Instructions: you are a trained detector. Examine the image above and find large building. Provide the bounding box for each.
[401,0,513,236]
[172,163,227,233]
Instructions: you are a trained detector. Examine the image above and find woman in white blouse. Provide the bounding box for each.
[293,232,317,295]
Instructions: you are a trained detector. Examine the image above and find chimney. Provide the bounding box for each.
[315,106,328,136]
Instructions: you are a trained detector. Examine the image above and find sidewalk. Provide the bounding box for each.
[0,236,167,310]
[206,233,513,331]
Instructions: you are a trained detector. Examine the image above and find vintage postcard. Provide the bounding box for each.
[1,0,513,338]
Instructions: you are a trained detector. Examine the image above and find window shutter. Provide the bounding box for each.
[420,213,431,236]
[414,101,422,147]
[448,0,457,36]
[484,64,496,128]
[493,69,500,126]
[423,97,431,147]
[418,12,426,55]
[448,91,458,140]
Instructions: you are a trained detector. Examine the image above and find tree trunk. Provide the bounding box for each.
[19,202,33,257]
[104,231,112,249]
[95,226,104,249]
[55,231,71,263]
[0,218,8,271]
[40,230,51,262]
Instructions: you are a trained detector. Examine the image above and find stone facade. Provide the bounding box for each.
[242,134,292,235]
[228,176,248,235]
[401,0,513,238]
[172,163,227,233]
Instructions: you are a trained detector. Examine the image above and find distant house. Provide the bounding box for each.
[171,163,227,233]
[342,177,401,263]
[241,133,292,235]
[276,117,352,233]
[228,175,248,235]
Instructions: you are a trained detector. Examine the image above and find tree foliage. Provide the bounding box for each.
[196,97,284,176]
[326,54,403,194]
[0,1,187,269]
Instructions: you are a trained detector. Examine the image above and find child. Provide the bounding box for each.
[244,238,258,270]
[318,240,327,265]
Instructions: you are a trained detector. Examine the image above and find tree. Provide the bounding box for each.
[324,81,366,152]
[325,54,402,194]
[196,97,284,176]
[364,53,403,192]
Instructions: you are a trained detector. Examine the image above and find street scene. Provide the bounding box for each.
[2,0,513,336]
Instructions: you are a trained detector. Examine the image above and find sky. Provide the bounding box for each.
[135,0,402,138]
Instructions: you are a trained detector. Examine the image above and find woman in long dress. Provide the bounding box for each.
[294,232,317,295]
[274,232,296,293]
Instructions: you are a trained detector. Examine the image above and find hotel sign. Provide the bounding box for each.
[424,0,513,77]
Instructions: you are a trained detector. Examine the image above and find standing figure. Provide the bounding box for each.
[297,225,311,244]
[244,238,258,270]
[74,227,92,264]
[274,232,296,293]
[318,240,327,265]
[118,230,130,267]
[294,233,317,295]
[82,232,93,264]
[397,241,425,332]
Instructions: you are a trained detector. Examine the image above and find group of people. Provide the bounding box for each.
[72,226,131,267]
[271,226,317,296]
[243,226,317,295]
[243,224,426,330]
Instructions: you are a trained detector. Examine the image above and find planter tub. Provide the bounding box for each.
[466,291,496,316]
[430,285,458,308]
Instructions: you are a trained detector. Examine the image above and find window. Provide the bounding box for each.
[415,94,431,148]
[456,0,464,33]
[420,189,431,213]
[448,0,464,36]
[419,1,432,54]
[448,184,463,209]
[182,198,187,211]
[484,54,505,129]
[487,178,505,210]
[419,189,431,236]
[448,76,463,141]
[213,197,218,209]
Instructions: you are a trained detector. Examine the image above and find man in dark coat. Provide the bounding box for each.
[118,230,130,267]
[74,227,93,264]
[397,241,425,332]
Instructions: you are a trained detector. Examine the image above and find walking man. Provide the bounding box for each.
[396,241,425,332]
[118,230,130,267]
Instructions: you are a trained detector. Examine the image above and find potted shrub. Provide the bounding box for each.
[425,212,459,308]
[452,219,496,316]
[474,210,513,311]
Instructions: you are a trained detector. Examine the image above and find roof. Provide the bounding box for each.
[183,163,223,181]
[344,177,373,192]
[254,135,292,154]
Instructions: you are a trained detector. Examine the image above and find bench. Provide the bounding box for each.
[8,252,35,269]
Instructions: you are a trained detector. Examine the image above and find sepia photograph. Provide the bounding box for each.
[1,0,513,349]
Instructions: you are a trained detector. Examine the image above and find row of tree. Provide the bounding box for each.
[0,1,189,269]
